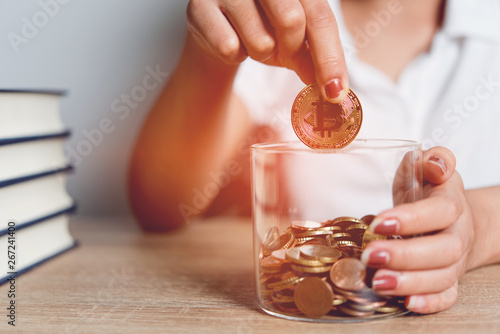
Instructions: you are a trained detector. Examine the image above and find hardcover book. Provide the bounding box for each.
[0,90,66,139]
[0,132,70,182]
[0,209,76,284]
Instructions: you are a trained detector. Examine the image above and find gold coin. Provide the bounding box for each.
[286,248,327,267]
[260,255,284,267]
[331,232,352,239]
[272,293,295,304]
[291,264,332,274]
[338,306,375,317]
[267,272,302,289]
[333,295,347,306]
[336,240,358,247]
[299,245,343,263]
[362,229,387,249]
[261,226,280,257]
[295,230,334,238]
[325,235,339,248]
[270,279,302,292]
[259,273,281,286]
[263,231,295,256]
[294,277,334,317]
[291,220,322,230]
[291,83,362,149]
[360,215,376,225]
[375,304,403,313]
[259,268,282,274]
[315,225,342,232]
[346,223,369,231]
[295,236,316,244]
[331,216,363,226]
[347,300,386,312]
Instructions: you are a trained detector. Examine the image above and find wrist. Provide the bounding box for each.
[464,186,500,271]
[464,195,481,272]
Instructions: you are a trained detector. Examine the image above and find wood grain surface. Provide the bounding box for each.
[2,215,500,334]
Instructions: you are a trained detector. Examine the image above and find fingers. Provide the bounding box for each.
[370,193,462,236]
[423,146,456,185]
[186,0,273,64]
[299,0,349,103]
[363,164,469,271]
[261,0,350,93]
[361,230,468,270]
[259,0,306,58]
[369,267,460,314]
[259,0,316,84]
[363,147,464,315]
[186,0,247,63]
[371,266,461,296]
[222,1,276,61]
[370,268,459,314]
[187,0,349,97]
[374,147,462,236]
[405,283,459,314]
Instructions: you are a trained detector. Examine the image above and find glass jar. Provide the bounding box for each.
[251,139,423,322]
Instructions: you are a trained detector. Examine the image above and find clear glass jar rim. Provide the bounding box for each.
[251,139,421,153]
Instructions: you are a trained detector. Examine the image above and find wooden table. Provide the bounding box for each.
[3,215,500,333]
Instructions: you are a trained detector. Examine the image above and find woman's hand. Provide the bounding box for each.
[186,0,349,102]
[361,146,475,313]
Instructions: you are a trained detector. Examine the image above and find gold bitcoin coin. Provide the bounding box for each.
[291,83,363,149]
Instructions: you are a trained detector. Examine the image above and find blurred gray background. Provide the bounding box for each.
[0,0,187,216]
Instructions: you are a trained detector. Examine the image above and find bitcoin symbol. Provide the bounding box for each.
[308,96,345,138]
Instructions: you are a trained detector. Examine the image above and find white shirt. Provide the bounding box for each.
[234,0,500,190]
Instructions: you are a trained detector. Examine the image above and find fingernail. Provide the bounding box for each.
[361,248,390,267]
[406,295,426,310]
[372,275,398,291]
[325,78,343,100]
[428,155,447,175]
[369,218,399,235]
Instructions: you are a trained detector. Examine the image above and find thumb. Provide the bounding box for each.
[423,146,456,184]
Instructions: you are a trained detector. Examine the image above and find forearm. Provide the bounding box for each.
[128,35,251,231]
[465,185,500,270]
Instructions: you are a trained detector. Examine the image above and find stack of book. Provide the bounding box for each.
[0,90,76,284]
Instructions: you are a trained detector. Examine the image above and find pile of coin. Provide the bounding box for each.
[258,216,406,320]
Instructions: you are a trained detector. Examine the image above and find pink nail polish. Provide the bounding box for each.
[368,249,390,267]
[370,218,399,235]
[325,78,343,100]
[372,275,398,291]
[361,248,390,267]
